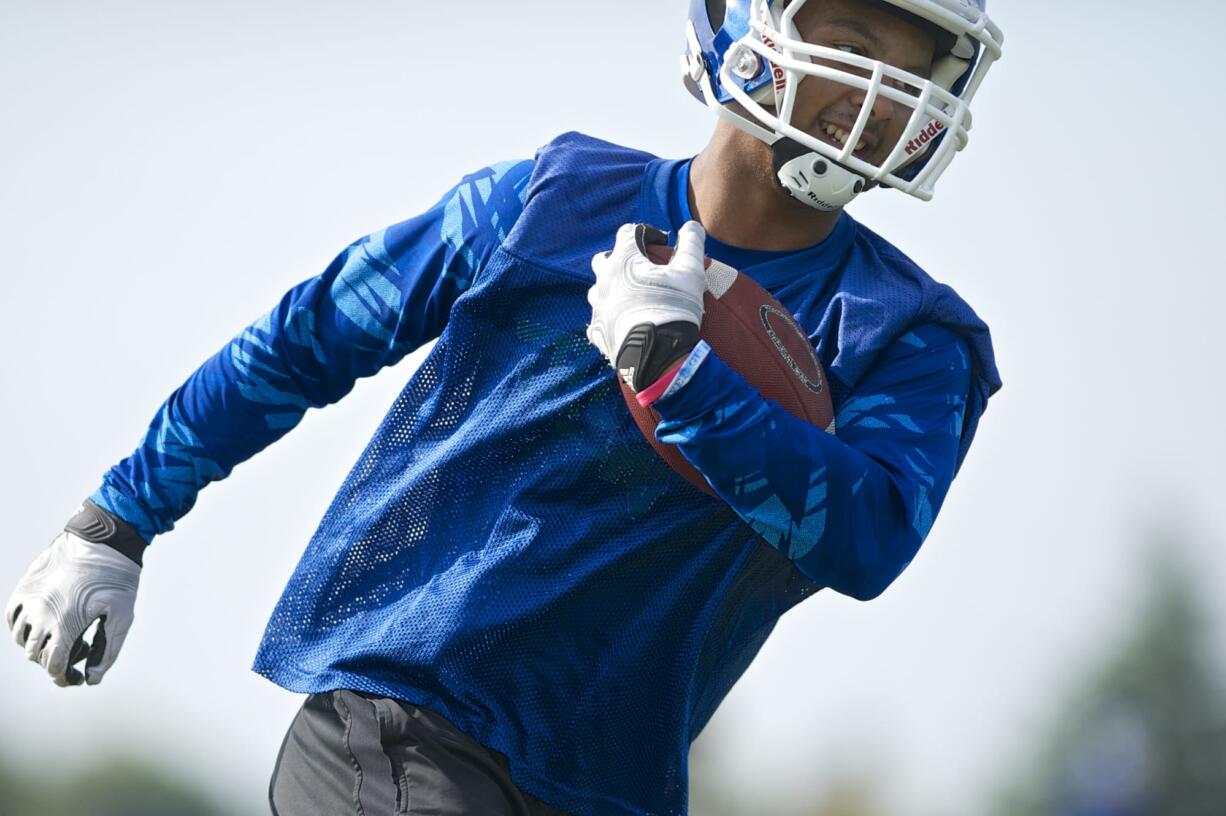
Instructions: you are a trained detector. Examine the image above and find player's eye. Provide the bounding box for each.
[833,43,866,57]
[891,77,923,97]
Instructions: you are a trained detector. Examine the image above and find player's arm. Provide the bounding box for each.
[585,221,974,601]
[92,159,534,546]
[5,159,534,686]
[651,324,972,600]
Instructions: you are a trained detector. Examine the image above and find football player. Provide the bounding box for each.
[6,0,1004,813]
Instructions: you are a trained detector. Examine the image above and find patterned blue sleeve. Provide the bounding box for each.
[91,160,535,544]
[652,323,972,601]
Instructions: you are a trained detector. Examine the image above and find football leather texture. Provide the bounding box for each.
[619,244,836,497]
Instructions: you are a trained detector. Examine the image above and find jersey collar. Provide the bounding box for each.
[638,156,858,291]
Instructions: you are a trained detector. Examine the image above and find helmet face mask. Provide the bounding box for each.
[684,0,1004,205]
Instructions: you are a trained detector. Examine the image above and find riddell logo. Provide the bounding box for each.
[761,35,786,91]
[806,191,835,209]
[904,120,945,155]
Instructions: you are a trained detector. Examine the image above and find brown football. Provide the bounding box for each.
[619,243,836,497]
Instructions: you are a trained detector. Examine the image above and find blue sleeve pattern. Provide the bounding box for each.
[91,160,535,544]
[652,323,972,601]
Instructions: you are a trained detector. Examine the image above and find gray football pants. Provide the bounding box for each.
[269,690,570,816]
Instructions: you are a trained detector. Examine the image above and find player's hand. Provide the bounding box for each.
[5,504,142,687]
[586,221,707,392]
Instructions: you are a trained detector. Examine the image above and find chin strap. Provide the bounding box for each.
[770,137,868,212]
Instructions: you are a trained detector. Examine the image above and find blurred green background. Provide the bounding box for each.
[690,530,1226,815]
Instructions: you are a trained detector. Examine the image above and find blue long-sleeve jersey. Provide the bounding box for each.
[91,133,1000,816]
[91,158,535,540]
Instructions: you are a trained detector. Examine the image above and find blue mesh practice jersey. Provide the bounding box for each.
[92,133,1001,816]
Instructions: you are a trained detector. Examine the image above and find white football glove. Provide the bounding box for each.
[6,508,141,687]
[586,221,708,392]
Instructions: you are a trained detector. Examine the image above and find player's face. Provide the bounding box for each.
[787,0,938,168]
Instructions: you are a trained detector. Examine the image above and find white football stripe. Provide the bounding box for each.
[704,260,738,299]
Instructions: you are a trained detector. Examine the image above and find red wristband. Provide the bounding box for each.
[635,358,686,407]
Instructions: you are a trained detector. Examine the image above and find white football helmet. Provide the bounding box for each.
[682,0,1004,209]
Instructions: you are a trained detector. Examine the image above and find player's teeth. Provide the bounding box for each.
[835,128,848,144]
[824,123,839,140]
[855,139,866,151]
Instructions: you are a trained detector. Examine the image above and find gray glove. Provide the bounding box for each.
[5,501,144,686]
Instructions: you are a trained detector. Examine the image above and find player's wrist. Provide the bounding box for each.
[65,499,148,567]
[634,357,689,407]
[614,320,699,393]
